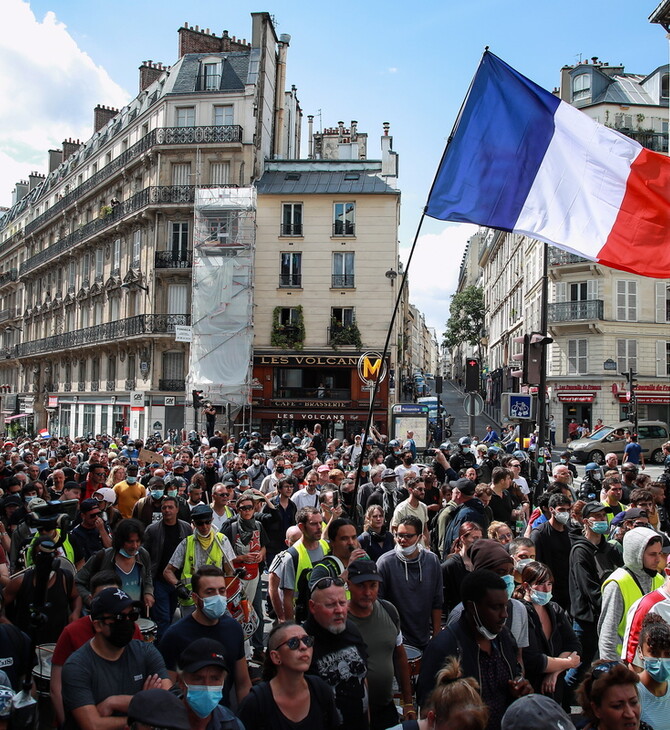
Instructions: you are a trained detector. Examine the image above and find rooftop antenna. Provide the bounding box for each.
[316,109,323,133]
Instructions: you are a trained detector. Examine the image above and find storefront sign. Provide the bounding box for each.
[255,355,359,366]
[271,400,350,409]
[275,412,347,420]
[357,351,388,386]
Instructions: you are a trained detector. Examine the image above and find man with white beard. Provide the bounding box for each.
[304,578,369,730]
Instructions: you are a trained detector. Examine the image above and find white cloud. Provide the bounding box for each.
[400,222,477,334]
[0,0,129,208]
[388,67,398,73]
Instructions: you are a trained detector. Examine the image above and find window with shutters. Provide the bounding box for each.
[171,222,189,258]
[132,230,141,265]
[95,249,104,281]
[210,162,230,185]
[172,163,191,186]
[567,339,588,375]
[167,284,188,314]
[81,253,90,286]
[162,351,185,380]
[113,239,121,273]
[656,282,670,323]
[616,339,637,374]
[616,280,637,321]
[175,107,195,127]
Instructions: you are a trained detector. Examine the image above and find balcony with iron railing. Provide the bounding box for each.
[0,269,18,288]
[331,274,355,289]
[279,273,302,288]
[548,247,591,266]
[16,314,191,357]
[159,379,186,391]
[280,223,303,236]
[548,299,604,323]
[332,221,355,237]
[154,250,193,269]
[21,186,203,277]
[616,128,669,154]
[0,307,19,324]
[24,125,243,236]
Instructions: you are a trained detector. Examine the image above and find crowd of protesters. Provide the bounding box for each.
[0,424,668,729]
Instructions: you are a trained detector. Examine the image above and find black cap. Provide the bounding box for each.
[347,559,383,584]
[128,689,190,730]
[63,481,81,492]
[449,477,476,496]
[191,504,213,522]
[90,587,139,619]
[79,498,100,514]
[582,501,613,518]
[178,638,228,673]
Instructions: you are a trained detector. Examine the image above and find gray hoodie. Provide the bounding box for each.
[597,527,663,660]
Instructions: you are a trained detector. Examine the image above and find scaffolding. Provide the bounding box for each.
[187,187,256,432]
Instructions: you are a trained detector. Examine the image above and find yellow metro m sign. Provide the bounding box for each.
[357,351,388,386]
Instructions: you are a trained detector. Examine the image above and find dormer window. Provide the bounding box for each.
[198,60,221,91]
[662,73,669,100]
[572,73,590,102]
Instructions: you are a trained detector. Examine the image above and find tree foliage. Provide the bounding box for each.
[443,285,485,349]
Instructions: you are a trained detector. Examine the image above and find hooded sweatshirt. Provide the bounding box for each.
[597,527,664,660]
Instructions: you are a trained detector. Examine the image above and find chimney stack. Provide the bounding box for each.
[139,60,166,92]
[62,138,82,161]
[28,172,45,191]
[48,149,63,173]
[93,105,119,133]
[12,181,29,205]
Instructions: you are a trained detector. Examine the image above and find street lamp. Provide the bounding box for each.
[121,281,149,294]
[385,268,398,284]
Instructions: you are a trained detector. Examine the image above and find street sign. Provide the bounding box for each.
[463,392,484,417]
[391,403,429,448]
[165,396,176,406]
[357,352,387,386]
[174,325,192,343]
[502,392,535,420]
[603,358,617,371]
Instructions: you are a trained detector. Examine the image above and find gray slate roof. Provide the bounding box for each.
[256,171,398,195]
[171,53,250,94]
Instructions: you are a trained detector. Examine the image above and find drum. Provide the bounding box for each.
[224,575,260,640]
[136,618,158,643]
[404,645,422,679]
[33,643,56,697]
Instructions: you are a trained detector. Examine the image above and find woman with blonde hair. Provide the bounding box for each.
[106,464,126,487]
[358,504,394,560]
[388,656,488,730]
[488,520,513,545]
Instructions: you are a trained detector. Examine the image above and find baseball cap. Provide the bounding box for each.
[502,694,576,730]
[620,507,648,522]
[381,468,397,480]
[128,689,190,730]
[449,477,476,496]
[191,504,213,522]
[90,587,139,619]
[172,461,184,469]
[93,487,117,505]
[582,502,613,519]
[80,498,100,514]
[178,638,228,673]
[347,559,383,584]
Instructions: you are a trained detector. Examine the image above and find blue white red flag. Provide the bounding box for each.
[425,51,670,278]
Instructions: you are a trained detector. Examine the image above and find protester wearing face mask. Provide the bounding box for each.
[418,569,532,725]
[530,493,573,611]
[131,477,168,527]
[513,561,580,704]
[246,452,269,490]
[566,502,623,701]
[113,464,146,519]
[158,566,252,706]
[635,614,670,729]
[61,587,169,729]
[175,638,244,729]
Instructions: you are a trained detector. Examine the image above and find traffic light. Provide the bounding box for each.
[527,333,553,385]
[435,376,443,394]
[465,358,480,392]
[511,334,529,381]
[192,389,204,408]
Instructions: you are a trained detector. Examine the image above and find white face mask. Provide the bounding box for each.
[553,511,570,525]
[395,543,417,558]
[253,459,260,466]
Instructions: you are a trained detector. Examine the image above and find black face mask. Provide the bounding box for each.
[106,619,135,648]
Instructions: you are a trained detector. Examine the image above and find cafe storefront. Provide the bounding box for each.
[251,353,389,440]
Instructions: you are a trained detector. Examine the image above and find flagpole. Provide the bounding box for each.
[352,48,491,501]
[537,242,549,484]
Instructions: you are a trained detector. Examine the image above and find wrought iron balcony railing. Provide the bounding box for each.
[548,299,604,322]
[16,314,191,357]
[280,223,303,236]
[0,269,18,288]
[279,274,302,288]
[331,274,355,288]
[154,250,193,269]
[21,187,201,277]
[159,379,186,391]
[332,222,355,237]
[24,125,243,236]
[548,247,590,266]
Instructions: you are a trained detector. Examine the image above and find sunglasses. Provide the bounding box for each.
[310,576,345,594]
[238,505,254,511]
[591,660,624,680]
[276,634,315,651]
[194,520,212,526]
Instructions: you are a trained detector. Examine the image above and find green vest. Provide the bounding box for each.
[180,533,228,607]
[602,567,665,654]
[25,529,75,567]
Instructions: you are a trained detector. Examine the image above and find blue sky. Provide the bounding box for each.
[1,0,667,333]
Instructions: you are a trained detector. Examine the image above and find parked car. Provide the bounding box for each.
[567,420,669,465]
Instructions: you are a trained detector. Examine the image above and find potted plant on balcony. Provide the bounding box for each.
[329,318,362,350]
[271,306,305,351]
[99,205,113,219]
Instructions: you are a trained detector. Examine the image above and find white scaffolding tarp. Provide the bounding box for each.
[188,187,256,422]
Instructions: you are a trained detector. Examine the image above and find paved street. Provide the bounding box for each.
[433,379,497,442]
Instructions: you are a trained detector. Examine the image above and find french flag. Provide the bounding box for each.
[426,51,670,278]
[38,428,50,439]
